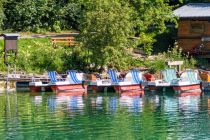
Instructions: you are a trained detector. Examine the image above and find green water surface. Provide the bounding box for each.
[0,91,209,140]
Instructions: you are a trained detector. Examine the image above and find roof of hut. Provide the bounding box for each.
[174,3,210,19]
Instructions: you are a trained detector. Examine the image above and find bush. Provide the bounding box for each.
[144,42,197,73]
[0,0,4,30]
[3,0,82,32]
[0,38,88,73]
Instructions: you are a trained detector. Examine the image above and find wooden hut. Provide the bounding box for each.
[174,3,210,57]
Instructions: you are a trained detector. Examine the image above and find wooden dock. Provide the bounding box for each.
[0,75,50,92]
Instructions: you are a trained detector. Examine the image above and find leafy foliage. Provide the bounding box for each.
[0,38,88,73]
[0,0,199,73]
[0,0,4,30]
[130,0,177,55]
[79,0,136,70]
[144,42,197,73]
[3,0,82,32]
[79,0,177,70]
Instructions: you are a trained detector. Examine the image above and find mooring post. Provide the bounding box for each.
[163,87,166,92]
[1,33,19,92]
[6,65,9,91]
[104,87,108,93]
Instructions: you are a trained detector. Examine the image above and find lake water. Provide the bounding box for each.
[0,91,209,140]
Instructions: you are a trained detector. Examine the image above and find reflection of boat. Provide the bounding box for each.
[164,97,178,112]
[176,91,201,97]
[47,94,85,112]
[208,98,210,113]
[48,96,56,112]
[57,91,87,96]
[120,90,144,97]
[178,94,200,112]
[109,97,118,111]
[68,96,84,111]
[119,95,143,112]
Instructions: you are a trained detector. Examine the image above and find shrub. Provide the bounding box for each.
[144,42,197,73]
[0,38,87,73]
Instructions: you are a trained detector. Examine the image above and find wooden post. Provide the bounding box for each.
[6,65,9,91]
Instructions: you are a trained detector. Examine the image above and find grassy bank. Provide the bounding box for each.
[0,38,198,74]
[0,38,81,73]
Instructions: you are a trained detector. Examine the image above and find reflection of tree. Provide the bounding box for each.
[0,93,25,139]
[208,98,210,114]
[176,95,209,139]
[139,95,168,140]
[0,92,208,139]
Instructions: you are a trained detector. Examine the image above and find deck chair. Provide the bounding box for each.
[48,71,64,83]
[67,70,83,84]
[130,69,143,84]
[108,69,123,83]
[181,70,200,83]
[161,68,178,83]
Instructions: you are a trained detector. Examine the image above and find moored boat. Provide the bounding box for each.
[199,70,210,91]
[89,78,113,92]
[50,82,87,92]
[172,70,201,93]
[108,69,146,93]
[48,71,87,93]
[147,69,202,93]
[29,81,52,92]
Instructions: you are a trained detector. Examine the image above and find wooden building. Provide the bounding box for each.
[174,3,210,57]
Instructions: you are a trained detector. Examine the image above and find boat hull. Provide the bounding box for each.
[120,90,144,97]
[88,80,113,92]
[90,85,114,92]
[51,84,87,92]
[173,84,201,92]
[113,84,144,93]
[57,91,87,96]
[148,85,158,91]
[147,81,171,92]
[29,85,52,92]
[147,83,201,93]
[176,91,201,97]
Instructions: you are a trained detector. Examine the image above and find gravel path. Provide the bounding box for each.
[0,33,79,39]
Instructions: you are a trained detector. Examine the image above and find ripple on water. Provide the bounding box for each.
[0,92,209,139]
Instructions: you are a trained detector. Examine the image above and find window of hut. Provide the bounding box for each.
[190,23,204,34]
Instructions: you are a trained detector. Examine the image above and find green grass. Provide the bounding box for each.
[0,38,72,73]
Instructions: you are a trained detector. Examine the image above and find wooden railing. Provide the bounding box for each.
[51,37,76,47]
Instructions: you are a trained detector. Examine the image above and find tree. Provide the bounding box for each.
[3,0,82,32]
[79,0,176,70]
[0,0,4,30]
[79,0,136,70]
[130,0,176,55]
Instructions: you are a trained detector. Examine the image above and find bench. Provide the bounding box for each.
[51,37,76,47]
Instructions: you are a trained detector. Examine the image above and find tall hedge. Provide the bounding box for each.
[3,0,82,32]
[0,0,4,30]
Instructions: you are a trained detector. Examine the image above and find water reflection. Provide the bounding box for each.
[144,94,160,111]
[204,92,210,115]
[47,92,85,114]
[109,96,117,112]
[119,94,143,113]
[0,91,209,139]
[178,94,200,112]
